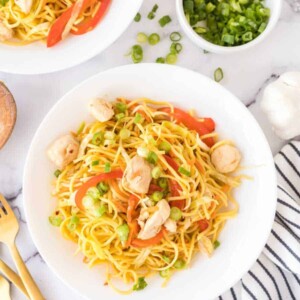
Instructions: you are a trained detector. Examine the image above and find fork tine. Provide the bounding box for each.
[0,194,14,216]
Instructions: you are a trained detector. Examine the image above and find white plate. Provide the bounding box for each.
[23,64,277,300]
[0,0,143,75]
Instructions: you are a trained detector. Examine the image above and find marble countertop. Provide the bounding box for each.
[0,0,299,299]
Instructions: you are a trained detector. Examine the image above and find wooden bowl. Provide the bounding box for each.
[0,82,17,149]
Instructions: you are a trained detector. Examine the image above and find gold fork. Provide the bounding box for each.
[0,194,44,300]
[0,275,11,300]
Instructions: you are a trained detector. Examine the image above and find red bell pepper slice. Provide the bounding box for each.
[131,227,167,248]
[148,184,163,194]
[75,169,123,210]
[71,0,111,35]
[198,219,209,232]
[127,195,139,223]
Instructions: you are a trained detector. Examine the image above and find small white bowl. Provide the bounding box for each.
[176,0,282,54]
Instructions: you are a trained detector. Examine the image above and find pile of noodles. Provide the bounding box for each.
[51,98,242,294]
[0,0,100,45]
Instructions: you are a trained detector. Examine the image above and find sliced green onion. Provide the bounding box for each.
[49,215,62,227]
[158,141,171,153]
[94,204,107,218]
[159,15,172,27]
[104,131,116,140]
[147,11,155,20]
[104,162,111,173]
[206,2,216,13]
[158,178,168,189]
[137,147,149,158]
[97,181,109,196]
[133,277,147,291]
[170,32,181,42]
[159,269,171,278]
[166,53,177,65]
[120,128,131,139]
[147,151,158,164]
[162,254,171,263]
[213,240,221,249]
[178,166,191,177]
[137,32,148,43]
[134,13,141,22]
[214,67,224,83]
[134,113,143,124]
[92,131,104,146]
[242,32,253,42]
[116,113,125,121]
[194,27,207,34]
[82,195,97,209]
[87,187,100,200]
[91,160,99,166]
[77,121,85,135]
[258,22,267,34]
[156,57,165,64]
[115,102,127,113]
[170,42,182,54]
[67,215,79,231]
[174,259,186,270]
[131,45,143,64]
[222,34,235,45]
[151,166,162,179]
[152,4,158,13]
[148,33,160,45]
[54,169,61,178]
[117,223,129,242]
[170,207,182,221]
[151,191,164,202]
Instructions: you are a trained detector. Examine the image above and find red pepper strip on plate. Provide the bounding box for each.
[75,169,123,210]
[160,107,215,147]
[131,227,167,248]
[198,219,209,232]
[71,0,112,35]
[127,195,139,223]
[202,118,215,132]
[163,155,185,210]
[125,220,139,248]
[148,184,163,194]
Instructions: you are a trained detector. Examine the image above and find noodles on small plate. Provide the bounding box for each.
[47,98,243,294]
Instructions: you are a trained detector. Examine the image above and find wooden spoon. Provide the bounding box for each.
[0,82,16,149]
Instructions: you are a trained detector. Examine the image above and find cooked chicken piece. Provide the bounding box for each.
[47,134,79,169]
[211,144,241,173]
[0,22,13,42]
[88,98,114,122]
[164,218,177,233]
[137,207,150,230]
[124,155,152,194]
[15,0,32,14]
[138,200,170,240]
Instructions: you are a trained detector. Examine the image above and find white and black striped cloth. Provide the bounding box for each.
[219,141,300,300]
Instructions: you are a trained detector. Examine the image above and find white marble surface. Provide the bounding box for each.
[0,0,299,299]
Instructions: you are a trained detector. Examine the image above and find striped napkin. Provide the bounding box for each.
[219,141,300,300]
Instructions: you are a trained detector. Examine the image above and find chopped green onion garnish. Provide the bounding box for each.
[49,216,62,227]
[222,34,235,45]
[214,240,221,249]
[117,223,129,242]
[82,195,97,208]
[104,131,116,140]
[178,166,191,177]
[116,113,125,121]
[77,121,85,135]
[54,169,61,178]
[134,13,141,22]
[152,4,158,13]
[242,32,253,42]
[170,42,182,54]
[115,102,127,113]
[162,254,171,263]
[147,11,155,20]
[137,32,148,43]
[94,205,107,218]
[214,67,224,83]
[158,178,168,189]
[91,160,99,166]
[97,181,109,196]
[134,113,143,124]
[166,53,177,65]
[120,128,131,139]
[156,57,165,64]
[174,259,186,270]
[194,27,207,34]
[151,166,162,179]
[131,45,143,64]
[170,207,182,221]
[151,191,164,202]
[159,15,172,27]
[133,277,147,291]
[148,33,160,45]
[67,215,79,231]
[158,141,171,153]
[87,187,100,200]
[92,131,104,146]
[146,151,158,164]
[137,147,149,158]
[104,162,111,173]
[170,32,182,42]
[159,269,171,278]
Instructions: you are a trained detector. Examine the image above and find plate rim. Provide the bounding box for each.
[23,63,277,299]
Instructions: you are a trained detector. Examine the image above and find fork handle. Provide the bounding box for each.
[8,244,44,300]
[0,259,29,299]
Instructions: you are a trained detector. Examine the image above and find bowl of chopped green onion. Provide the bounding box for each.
[176,0,282,53]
